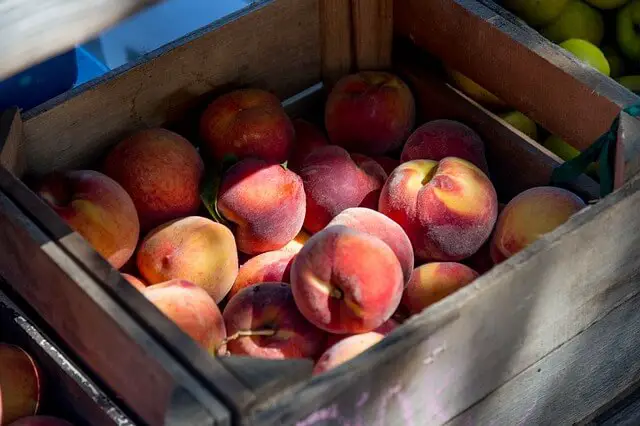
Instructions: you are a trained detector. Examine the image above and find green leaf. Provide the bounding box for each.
[200,161,230,226]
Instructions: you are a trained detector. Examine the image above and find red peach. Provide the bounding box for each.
[103,128,204,232]
[288,119,329,172]
[290,225,404,334]
[298,145,387,234]
[325,318,398,348]
[143,280,226,354]
[228,250,296,300]
[9,417,73,426]
[327,207,414,284]
[379,157,498,262]
[0,344,41,424]
[35,170,139,269]
[402,262,479,315]
[137,216,238,303]
[280,230,311,254]
[199,88,294,164]
[218,158,306,254]
[325,71,415,155]
[491,186,586,261]
[121,273,147,291]
[222,282,326,359]
[400,119,489,174]
[313,332,384,375]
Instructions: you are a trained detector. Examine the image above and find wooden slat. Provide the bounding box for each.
[20,0,321,176]
[351,0,393,71]
[0,0,162,81]
[249,160,640,425]
[319,0,353,88]
[0,107,25,177]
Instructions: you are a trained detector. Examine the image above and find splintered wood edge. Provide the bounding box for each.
[0,108,26,177]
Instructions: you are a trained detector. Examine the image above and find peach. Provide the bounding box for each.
[0,344,41,424]
[103,128,204,232]
[325,71,415,155]
[143,279,226,354]
[35,170,139,269]
[121,273,147,291]
[288,119,329,172]
[373,156,401,176]
[291,225,404,334]
[229,250,296,300]
[218,158,306,254]
[325,318,398,348]
[222,282,326,359]
[298,145,387,233]
[280,230,311,254]
[491,186,586,262]
[137,216,238,303]
[199,88,294,164]
[9,417,73,426]
[327,207,414,284]
[379,157,498,262]
[402,262,479,315]
[400,120,489,174]
[313,332,384,375]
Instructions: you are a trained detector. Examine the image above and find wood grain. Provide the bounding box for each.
[20,0,321,176]
[319,0,353,88]
[0,107,25,177]
[0,0,161,80]
[351,0,392,71]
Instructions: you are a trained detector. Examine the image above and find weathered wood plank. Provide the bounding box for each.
[319,0,353,88]
[351,0,393,71]
[0,107,25,177]
[20,0,321,176]
[0,0,161,80]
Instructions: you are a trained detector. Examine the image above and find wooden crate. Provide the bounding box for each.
[1,0,640,425]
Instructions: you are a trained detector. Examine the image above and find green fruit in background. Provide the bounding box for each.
[544,135,599,176]
[586,0,629,9]
[503,0,571,27]
[559,38,611,75]
[446,68,508,110]
[499,111,539,140]
[601,45,626,77]
[541,0,604,45]
[616,75,640,93]
[617,0,640,60]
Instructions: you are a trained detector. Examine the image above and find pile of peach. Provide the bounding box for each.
[0,343,75,425]
[33,71,587,374]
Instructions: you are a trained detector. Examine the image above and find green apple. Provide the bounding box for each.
[616,75,640,93]
[543,135,599,176]
[499,110,539,140]
[617,0,640,60]
[559,38,611,75]
[586,0,629,9]
[503,0,571,27]
[541,0,604,45]
[601,45,626,77]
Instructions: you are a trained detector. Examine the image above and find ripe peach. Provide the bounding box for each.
[325,318,398,348]
[143,280,226,354]
[291,225,404,334]
[325,71,415,155]
[491,186,586,262]
[121,273,147,291]
[379,157,498,262]
[9,416,73,426]
[327,207,414,284]
[288,119,328,172]
[222,282,326,359]
[298,146,387,234]
[218,158,306,254]
[373,156,401,176]
[35,170,139,269]
[137,216,238,303]
[400,120,489,174]
[0,344,41,424]
[402,262,479,315]
[229,250,296,300]
[313,332,384,375]
[103,128,204,232]
[280,230,311,254]
[199,88,294,164]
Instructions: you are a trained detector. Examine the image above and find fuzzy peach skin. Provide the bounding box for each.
[327,207,414,284]
[379,157,498,262]
[280,230,311,254]
[291,225,404,334]
[103,128,204,232]
[137,216,238,303]
[402,262,479,315]
[121,273,147,291]
[400,119,489,174]
[313,332,384,375]
[228,250,296,300]
[222,282,326,359]
[0,344,41,424]
[35,170,139,269]
[325,71,415,155]
[325,318,398,348]
[9,417,74,426]
[143,280,226,354]
[288,119,329,172]
[199,88,294,164]
[218,158,306,254]
[490,186,586,262]
[298,145,387,234]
